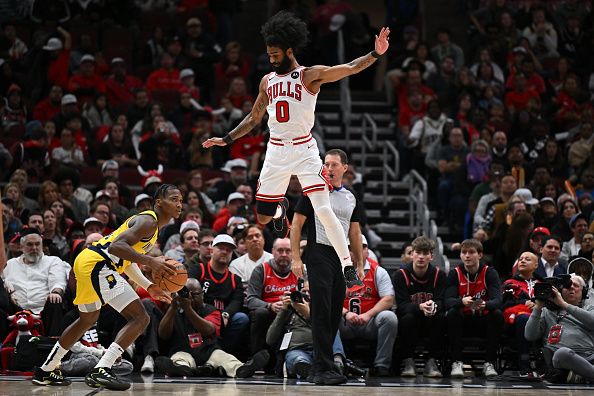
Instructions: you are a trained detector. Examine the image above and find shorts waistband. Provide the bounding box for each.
[269,133,313,146]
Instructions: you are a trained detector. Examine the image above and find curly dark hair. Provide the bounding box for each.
[261,11,309,52]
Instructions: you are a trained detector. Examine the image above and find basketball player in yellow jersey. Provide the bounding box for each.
[33,184,181,391]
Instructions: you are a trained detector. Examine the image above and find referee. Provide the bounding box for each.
[290,148,363,385]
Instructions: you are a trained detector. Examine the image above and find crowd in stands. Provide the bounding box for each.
[1,0,594,384]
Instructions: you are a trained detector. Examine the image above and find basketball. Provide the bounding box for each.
[156,259,188,293]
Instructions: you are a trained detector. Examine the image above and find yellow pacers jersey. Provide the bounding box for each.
[73,210,159,305]
[91,210,159,273]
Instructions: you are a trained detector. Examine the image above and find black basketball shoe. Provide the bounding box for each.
[85,366,131,391]
[272,198,290,238]
[344,265,364,292]
[32,367,71,386]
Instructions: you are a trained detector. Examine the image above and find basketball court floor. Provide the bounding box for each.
[1,375,593,395]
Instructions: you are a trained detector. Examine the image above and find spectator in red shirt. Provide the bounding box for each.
[398,88,428,138]
[555,74,587,130]
[389,67,436,116]
[505,58,545,95]
[215,41,251,94]
[504,72,540,116]
[225,77,252,109]
[146,53,182,93]
[179,68,200,101]
[44,28,72,90]
[68,54,106,104]
[33,85,63,123]
[105,58,144,112]
[212,192,247,233]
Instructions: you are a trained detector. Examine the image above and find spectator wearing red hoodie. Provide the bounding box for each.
[44,28,72,90]
[105,58,144,112]
[33,85,63,123]
[504,72,540,116]
[212,192,246,233]
[68,54,106,104]
[146,53,182,93]
[179,68,200,101]
[3,84,27,128]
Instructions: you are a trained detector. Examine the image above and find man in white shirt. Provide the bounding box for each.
[229,225,273,286]
[1,229,71,336]
[536,235,567,278]
[561,213,588,261]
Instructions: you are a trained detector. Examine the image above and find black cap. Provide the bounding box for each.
[20,227,42,238]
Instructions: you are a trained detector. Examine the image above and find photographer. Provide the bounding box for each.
[266,285,346,379]
[525,265,594,383]
[158,278,269,378]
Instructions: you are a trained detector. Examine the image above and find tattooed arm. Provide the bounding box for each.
[303,27,390,92]
[202,76,269,148]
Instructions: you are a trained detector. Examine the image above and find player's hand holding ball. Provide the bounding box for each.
[150,256,179,280]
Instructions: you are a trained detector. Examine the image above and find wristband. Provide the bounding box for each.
[222,134,234,145]
[370,50,381,59]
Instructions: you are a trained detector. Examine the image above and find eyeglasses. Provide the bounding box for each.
[190,291,203,297]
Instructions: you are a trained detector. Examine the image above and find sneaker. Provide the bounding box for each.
[236,349,270,378]
[424,358,442,378]
[195,364,215,377]
[85,367,131,391]
[344,359,366,378]
[518,370,540,381]
[313,370,348,385]
[272,198,290,238]
[344,265,364,292]
[401,358,417,377]
[567,370,586,384]
[373,366,391,377]
[450,361,464,378]
[483,362,498,379]
[141,355,155,373]
[294,361,312,379]
[32,367,72,386]
[155,356,194,377]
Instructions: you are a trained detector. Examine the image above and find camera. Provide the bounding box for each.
[290,290,309,304]
[178,286,190,298]
[534,274,572,310]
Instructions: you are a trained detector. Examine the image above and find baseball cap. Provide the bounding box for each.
[180,68,194,79]
[43,37,63,51]
[20,227,42,238]
[557,193,576,208]
[95,190,111,200]
[134,193,151,207]
[66,222,85,239]
[1,197,14,207]
[221,158,248,173]
[513,188,539,205]
[84,217,103,228]
[329,14,346,32]
[512,46,527,54]
[227,192,246,205]
[212,234,236,248]
[227,216,247,227]
[61,94,77,105]
[180,220,200,235]
[101,159,119,172]
[80,54,96,63]
[569,213,588,228]
[531,227,551,237]
[540,197,556,206]
[111,57,125,65]
[186,17,201,28]
[361,234,368,247]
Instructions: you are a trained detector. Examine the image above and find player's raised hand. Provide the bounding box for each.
[202,137,227,148]
[375,27,390,56]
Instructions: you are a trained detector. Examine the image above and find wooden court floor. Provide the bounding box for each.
[0,375,593,395]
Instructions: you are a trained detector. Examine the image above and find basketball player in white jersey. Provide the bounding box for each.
[203,11,390,291]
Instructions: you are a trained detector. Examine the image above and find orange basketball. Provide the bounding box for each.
[157,260,188,293]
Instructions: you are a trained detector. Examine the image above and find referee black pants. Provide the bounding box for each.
[306,244,345,374]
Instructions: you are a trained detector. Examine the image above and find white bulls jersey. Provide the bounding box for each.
[265,66,318,140]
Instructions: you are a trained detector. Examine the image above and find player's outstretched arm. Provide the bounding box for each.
[306,27,390,86]
[202,76,269,148]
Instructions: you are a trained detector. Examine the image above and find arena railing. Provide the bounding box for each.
[360,113,378,177]
[336,22,352,151]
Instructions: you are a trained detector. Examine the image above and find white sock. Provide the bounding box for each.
[95,342,125,368]
[308,191,352,268]
[41,342,69,372]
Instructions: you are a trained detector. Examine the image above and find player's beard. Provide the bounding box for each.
[273,53,292,74]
